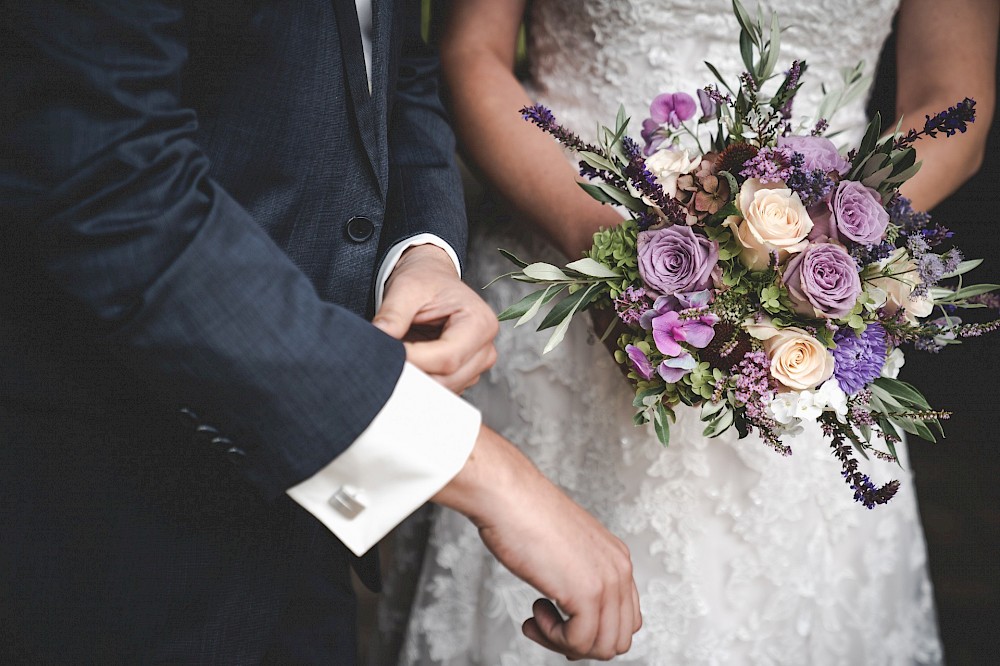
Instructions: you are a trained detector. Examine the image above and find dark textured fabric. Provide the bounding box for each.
[0,0,466,662]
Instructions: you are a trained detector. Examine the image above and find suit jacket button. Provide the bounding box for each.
[193,424,220,445]
[345,216,374,242]
[210,436,233,449]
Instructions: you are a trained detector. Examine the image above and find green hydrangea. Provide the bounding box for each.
[588,219,641,296]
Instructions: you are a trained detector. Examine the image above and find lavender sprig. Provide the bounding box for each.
[520,104,601,154]
[894,97,977,149]
[621,136,689,226]
[823,416,900,509]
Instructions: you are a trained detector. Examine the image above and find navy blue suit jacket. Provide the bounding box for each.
[0,0,466,661]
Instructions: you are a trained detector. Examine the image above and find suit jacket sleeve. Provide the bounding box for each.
[378,0,469,270]
[1,0,414,498]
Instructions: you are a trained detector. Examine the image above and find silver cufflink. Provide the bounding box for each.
[329,484,366,519]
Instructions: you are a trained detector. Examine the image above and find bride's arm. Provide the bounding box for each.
[440,0,623,260]
[894,0,997,210]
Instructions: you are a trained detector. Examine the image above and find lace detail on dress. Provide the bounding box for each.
[526,0,899,148]
[384,1,942,664]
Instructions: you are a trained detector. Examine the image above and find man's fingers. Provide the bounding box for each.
[405,310,495,377]
[372,283,422,339]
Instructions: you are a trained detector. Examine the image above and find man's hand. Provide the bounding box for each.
[434,426,642,660]
[374,244,499,393]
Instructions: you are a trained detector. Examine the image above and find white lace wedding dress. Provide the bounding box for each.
[380,1,943,664]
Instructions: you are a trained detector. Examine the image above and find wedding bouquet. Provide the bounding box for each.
[495,0,998,507]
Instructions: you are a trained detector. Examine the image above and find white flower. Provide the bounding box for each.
[868,248,934,323]
[881,347,905,379]
[767,392,800,424]
[813,379,849,422]
[645,148,699,198]
[723,179,813,271]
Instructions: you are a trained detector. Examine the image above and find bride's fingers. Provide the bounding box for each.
[614,584,633,655]
[631,579,642,632]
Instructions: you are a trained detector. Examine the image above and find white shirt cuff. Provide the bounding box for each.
[286,362,480,556]
[374,234,462,310]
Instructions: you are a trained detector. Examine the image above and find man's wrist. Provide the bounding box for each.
[374,234,462,309]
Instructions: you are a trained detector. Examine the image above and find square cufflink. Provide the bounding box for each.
[329,484,367,519]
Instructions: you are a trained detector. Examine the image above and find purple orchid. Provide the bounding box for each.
[641,119,667,155]
[650,310,718,357]
[625,344,655,380]
[650,92,697,128]
[658,353,698,383]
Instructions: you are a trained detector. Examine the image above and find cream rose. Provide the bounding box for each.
[723,179,813,271]
[645,148,699,198]
[867,248,934,323]
[757,325,835,390]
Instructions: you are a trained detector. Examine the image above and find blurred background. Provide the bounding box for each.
[869,25,1000,666]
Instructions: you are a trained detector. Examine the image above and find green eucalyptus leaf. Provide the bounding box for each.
[497,287,551,322]
[498,249,529,268]
[522,262,571,281]
[515,285,566,327]
[949,283,1000,301]
[542,283,602,353]
[579,181,619,205]
[872,377,931,409]
[565,257,621,278]
[579,151,618,174]
[942,259,983,279]
[654,401,672,446]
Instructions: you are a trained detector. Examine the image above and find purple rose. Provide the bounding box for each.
[777,135,851,175]
[783,243,862,319]
[637,225,719,295]
[649,92,697,128]
[831,180,889,245]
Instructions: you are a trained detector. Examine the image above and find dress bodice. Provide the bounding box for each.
[527,0,900,147]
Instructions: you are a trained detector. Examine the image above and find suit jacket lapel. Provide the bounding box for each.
[331,0,386,199]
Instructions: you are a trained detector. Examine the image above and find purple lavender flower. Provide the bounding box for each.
[777,135,851,175]
[783,243,863,319]
[614,286,652,326]
[622,137,689,225]
[832,323,887,395]
[733,350,775,420]
[740,146,799,184]
[520,104,599,154]
[625,344,655,380]
[895,97,977,148]
[649,92,697,128]
[788,168,837,209]
[637,225,719,295]
[831,180,890,245]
